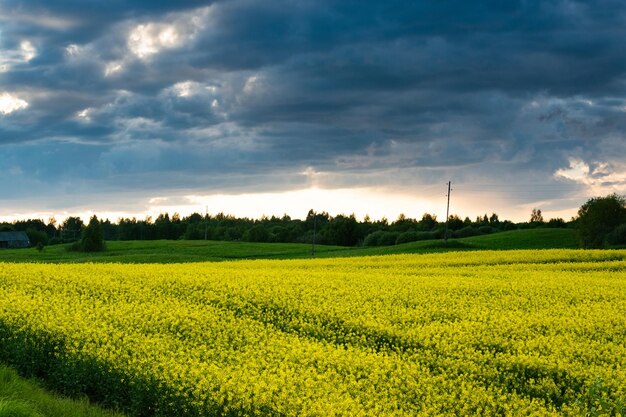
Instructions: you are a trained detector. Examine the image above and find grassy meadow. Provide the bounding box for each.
[0,228,578,263]
[0,364,125,417]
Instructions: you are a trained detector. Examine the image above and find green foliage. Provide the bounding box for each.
[80,216,105,253]
[446,215,464,231]
[605,224,626,246]
[26,228,48,247]
[363,231,399,246]
[243,224,270,243]
[577,194,626,248]
[326,215,359,246]
[418,213,437,230]
[530,208,544,223]
[547,218,567,228]
[575,377,626,417]
[395,231,419,244]
[453,226,478,238]
[60,217,84,242]
[1,207,576,250]
[477,225,496,235]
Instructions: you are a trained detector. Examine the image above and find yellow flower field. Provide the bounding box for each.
[0,250,625,416]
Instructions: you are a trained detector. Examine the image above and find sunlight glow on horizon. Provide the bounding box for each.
[0,187,581,225]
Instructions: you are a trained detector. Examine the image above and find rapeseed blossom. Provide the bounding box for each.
[0,250,624,416]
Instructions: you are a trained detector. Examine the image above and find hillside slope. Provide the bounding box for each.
[0,228,578,263]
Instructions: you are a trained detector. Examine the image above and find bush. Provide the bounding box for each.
[363,231,399,247]
[453,226,477,238]
[26,228,48,247]
[477,225,496,235]
[606,224,626,246]
[546,218,567,228]
[396,231,419,245]
[577,194,626,248]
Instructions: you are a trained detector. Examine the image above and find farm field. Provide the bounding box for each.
[0,228,578,263]
[0,249,625,416]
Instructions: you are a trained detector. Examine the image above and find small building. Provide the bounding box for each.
[0,231,30,249]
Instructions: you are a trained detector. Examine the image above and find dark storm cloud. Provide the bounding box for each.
[0,0,213,42]
[1,0,626,215]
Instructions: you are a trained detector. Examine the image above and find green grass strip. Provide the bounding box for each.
[0,364,125,417]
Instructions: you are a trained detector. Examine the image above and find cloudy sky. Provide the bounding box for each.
[1,0,625,222]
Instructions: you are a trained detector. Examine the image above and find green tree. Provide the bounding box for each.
[81,215,105,252]
[244,224,270,242]
[418,213,437,231]
[26,228,48,246]
[327,215,359,246]
[61,216,84,241]
[577,194,626,248]
[530,208,544,224]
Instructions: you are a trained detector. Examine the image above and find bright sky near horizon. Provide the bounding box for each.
[1,1,625,223]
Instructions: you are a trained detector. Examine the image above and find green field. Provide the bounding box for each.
[0,364,125,417]
[0,228,578,263]
[1,248,625,416]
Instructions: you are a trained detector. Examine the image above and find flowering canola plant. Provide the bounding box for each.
[0,249,625,416]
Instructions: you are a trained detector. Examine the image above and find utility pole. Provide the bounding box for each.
[311,211,317,257]
[444,181,451,244]
[204,205,208,240]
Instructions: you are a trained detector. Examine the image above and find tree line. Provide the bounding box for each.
[1,209,571,249]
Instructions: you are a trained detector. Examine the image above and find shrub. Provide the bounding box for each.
[577,194,626,248]
[363,231,399,247]
[395,232,419,245]
[453,226,477,238]
[477,226,496,235]
[26,229,48,247]
[606,224,626,246]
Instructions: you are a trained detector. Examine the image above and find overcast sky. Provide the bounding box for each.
[1,0,625,222]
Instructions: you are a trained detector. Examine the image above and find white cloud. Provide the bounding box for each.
[148,197,169,204]
[554,158,626,192]
[166,81,220,98]
[554,158,590,182]
[126,7,211,59]
[20,41,36,61]
[0,39,37,71]
[128,22,191,59]
[0,92,29,115]
[243,74,266,94]
[171,81,194,97]
[104,61,124,76]
[76,108,93,121]
[65,44,82,57]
